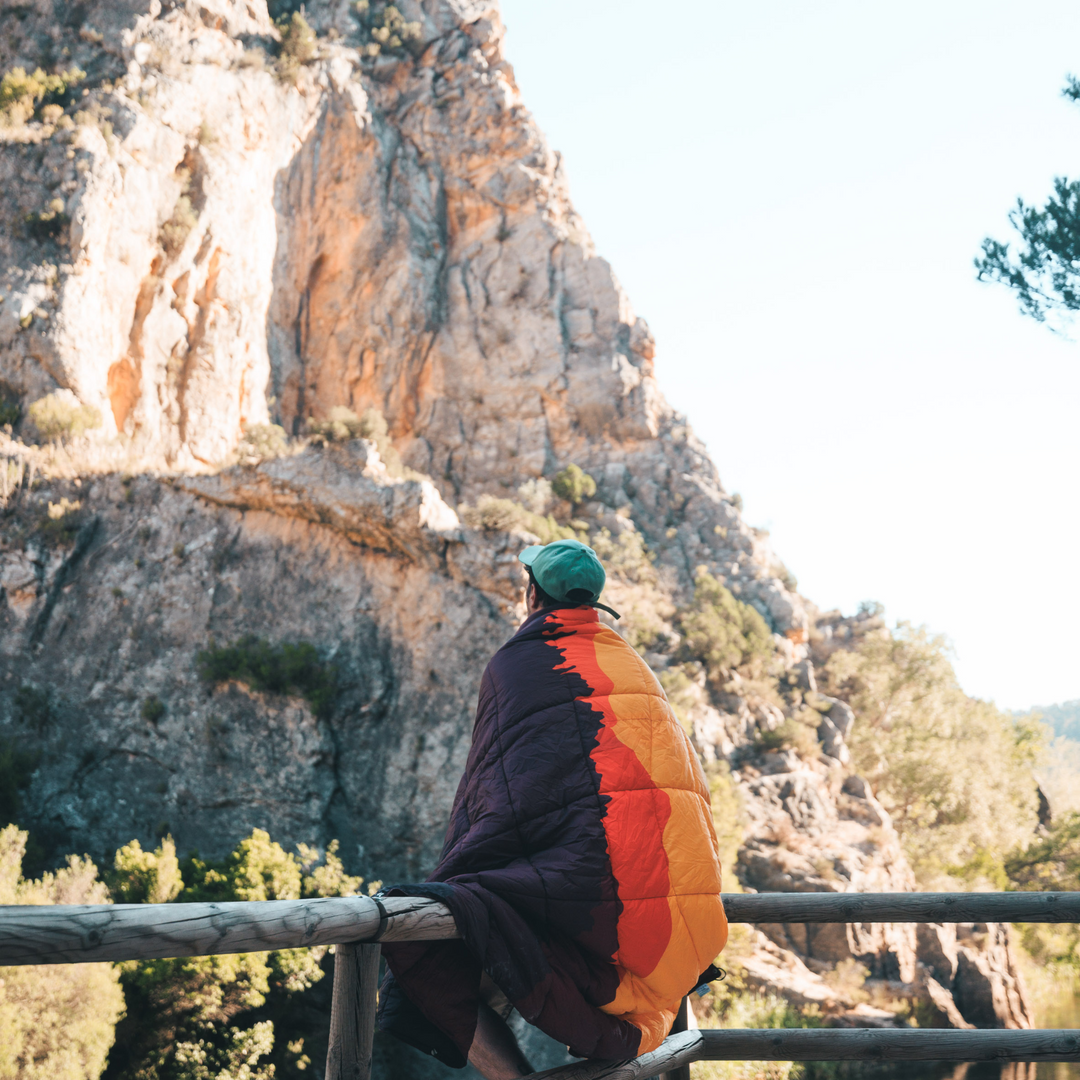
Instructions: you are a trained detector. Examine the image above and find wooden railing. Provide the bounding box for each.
[2,892,1079,1079]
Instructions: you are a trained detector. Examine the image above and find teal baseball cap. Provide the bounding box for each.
[518,538,621,619]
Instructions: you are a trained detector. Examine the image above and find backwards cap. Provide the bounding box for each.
[518,538,621,620]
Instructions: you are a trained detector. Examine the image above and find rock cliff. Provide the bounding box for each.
[0,0,1031,1071]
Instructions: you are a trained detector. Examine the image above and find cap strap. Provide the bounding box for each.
[592,602,621,620]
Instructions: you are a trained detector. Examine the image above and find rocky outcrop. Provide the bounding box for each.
[0,0,1033,1062]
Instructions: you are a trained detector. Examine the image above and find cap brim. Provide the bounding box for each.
[517,545,544,566]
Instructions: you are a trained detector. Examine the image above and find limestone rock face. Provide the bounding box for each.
[0,0,1033,1055]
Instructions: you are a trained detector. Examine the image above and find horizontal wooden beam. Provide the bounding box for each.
[527,1029,1080,1079]
[721,891,1080,924]
[1,890,1077,968]
[0,894,458,966]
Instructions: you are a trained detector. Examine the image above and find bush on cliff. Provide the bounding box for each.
[0,825,125,1080]
[678,569,776,689]
[353,2,424,59]
[459,494,577,545]
[551,463,597,505]
[823,623,1043,886]
[306,406,414,477]
[196,637,338,720]
[0,65,84,127]
[27,390,101,444]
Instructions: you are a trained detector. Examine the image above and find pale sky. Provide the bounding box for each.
[498,0,1080,712]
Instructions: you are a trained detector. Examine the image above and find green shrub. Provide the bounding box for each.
[41,497,84,544]
[0,380,21,428]
[516,477,552,514]
[459,495,575,544]
[276,11,317,80]
[110,829,366,1080]
[27,391,101,443]
[0,825,124,1080]
[0,65,84,126]
[678,569,776,687]
[237,422,289,463]
[172,1021,275,1080]
[109,837,184,905]
[706,759,745,877]
[141,696,166,723]
[590,526,673,651]
[755,716,819,758]
[551,463,597,505]
[0,738,37,829]
[14,684,53,732]
[354,1,424,59]
[823,622,1043,886]
[1006,811,1080,972]
[25,198,69,240]
[196,637,338,719]
[307,405,413,477]
[160,173,198,258]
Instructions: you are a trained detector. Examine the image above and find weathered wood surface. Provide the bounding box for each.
[325,942,381,1080]
[722,891,1080,924]
[528,1029,1080,1079]
[0,895,457,966]
[2,890,1079,968]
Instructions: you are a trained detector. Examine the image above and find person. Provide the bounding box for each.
[377,538,728,1078]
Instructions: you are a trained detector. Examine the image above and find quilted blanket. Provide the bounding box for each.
[377,606,728,1066]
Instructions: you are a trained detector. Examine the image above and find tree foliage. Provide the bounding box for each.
[0,826,124,1080]
[822,623,1043,885]
[976,76,1080,332]
[677,569,776,688]
[109,830,368,1080]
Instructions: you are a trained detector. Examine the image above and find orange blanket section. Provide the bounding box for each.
[551,609,729,1053]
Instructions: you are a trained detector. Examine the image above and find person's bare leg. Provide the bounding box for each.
[467,1002,534,1080]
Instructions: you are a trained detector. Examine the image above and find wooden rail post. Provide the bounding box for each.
[325,942,381,1080]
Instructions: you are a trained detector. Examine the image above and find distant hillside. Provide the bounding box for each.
[1023,701,1080,815]
[1037,700,1080,741]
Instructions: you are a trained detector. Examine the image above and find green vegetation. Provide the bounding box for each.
[197,637,338,719]
[106,830,369,1080]
[141,696,166,724]
[353,2,424,59]
[0,380,21,428]
[41,497,84,544]
[0,65,85,126]
[237,423,289,463]
[678,569,775,688]
[27,391,101,443]
[307,406,413,477]
[1006,811,1080,974]
[0,825,124,1080]
[976,76,1080,329]
[26,198,69,240]
[276,11,317,80]
[459,494,577,544]
[754,715,820,758]
[551,463,597,505]
[160,170,198,257]
[822,623,1042,886]
[693,976,827,1080]
[0,738,37,829]
[590,525,673,651]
